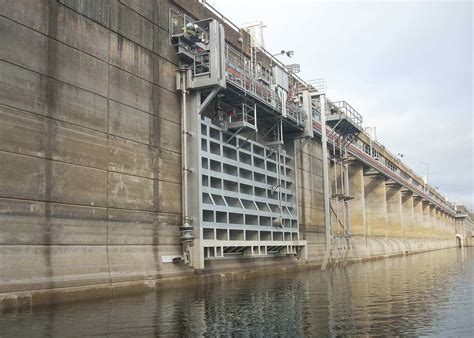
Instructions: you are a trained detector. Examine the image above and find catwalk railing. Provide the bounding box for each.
[225,44,305,128]
[327,100,363,129]
[311,120,455,215]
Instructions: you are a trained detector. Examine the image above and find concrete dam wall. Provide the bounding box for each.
[0,0,467,309]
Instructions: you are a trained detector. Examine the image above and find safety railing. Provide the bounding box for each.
[328,100,363,129]
[169,10,207,43]
[256,64,272,84]
[200,0,240,32]
[307,79,327,92]
[225,44,282,113]
[170,11,193,37]
[311,120,455,214]
[287,102,306,126]
[312,103,321,122]
[227,103,257,127]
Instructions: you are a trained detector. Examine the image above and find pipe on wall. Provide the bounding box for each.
[179,69,193,264]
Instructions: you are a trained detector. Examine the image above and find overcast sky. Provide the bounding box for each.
[211,0,473,210]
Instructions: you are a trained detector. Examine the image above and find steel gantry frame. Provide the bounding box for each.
[325,100,363,268]
[170,10,307,269]
[306,94,364,270]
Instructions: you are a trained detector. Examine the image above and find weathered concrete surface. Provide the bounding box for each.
[436,208,443,239]
[402,191,415,238]
[364,173,388,237]
[422,200,432,238]
[0,0,461,311]
[0,236,456,311]
[413,196,424,238]
[296,138,326,260]
[385,183,403,237]
[0,0,189,301]
[348,161,366,236]
[430,205,438,238]
[0,0,331,309]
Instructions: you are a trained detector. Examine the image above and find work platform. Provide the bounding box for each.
[224,44,306,135]
[326,100,364,136]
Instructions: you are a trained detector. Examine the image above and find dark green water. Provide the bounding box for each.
[1,247,473,336]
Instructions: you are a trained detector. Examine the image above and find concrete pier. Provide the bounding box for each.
[385,182,403,238]
[402,191,415,238]
[364,172,388,238]
[422,200,431,238]
[348,161,366,236]
[413,196,424,238]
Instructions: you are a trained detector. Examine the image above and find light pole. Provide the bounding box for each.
[272,50,294,58]
[269,50,294,71]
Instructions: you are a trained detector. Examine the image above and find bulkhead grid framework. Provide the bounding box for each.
[198,116,304,260]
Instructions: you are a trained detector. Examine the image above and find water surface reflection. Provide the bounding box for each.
[1,248,473,336]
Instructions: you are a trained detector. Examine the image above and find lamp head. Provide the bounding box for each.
[273,50,295,58]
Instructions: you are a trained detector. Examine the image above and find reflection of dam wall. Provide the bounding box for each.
[320,248,472,336]
[1,248,470,336]
[0,0,461,310]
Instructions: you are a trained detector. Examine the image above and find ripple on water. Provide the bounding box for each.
[1,247,473,336]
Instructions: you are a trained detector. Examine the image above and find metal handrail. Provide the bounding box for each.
[227,103,256,126]
[311,121,456,215]
[201,0,241,32]
[225,44,306,128]
[225,44,282,112]
[359,130,439,199]
[327,100,363,128]
[169,10,207,38]
[287,102,306,125]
